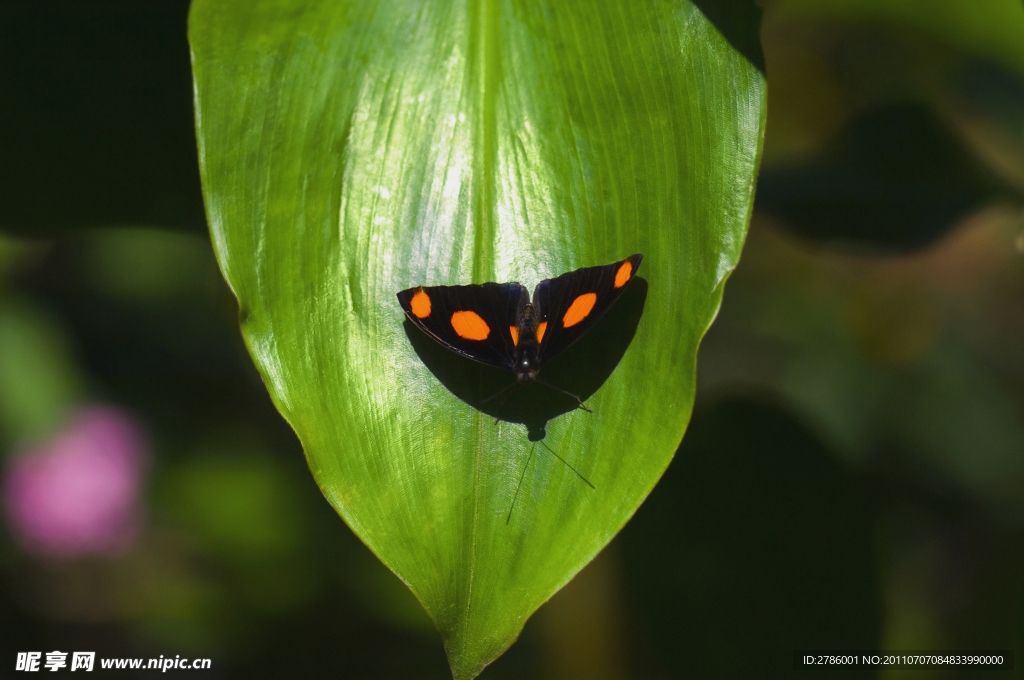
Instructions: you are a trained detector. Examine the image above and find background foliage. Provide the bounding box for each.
[2,0,1023,678]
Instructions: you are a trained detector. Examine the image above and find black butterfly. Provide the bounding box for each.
[397,254,643,410]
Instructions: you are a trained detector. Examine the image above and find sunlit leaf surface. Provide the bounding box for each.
[190,1,764,676]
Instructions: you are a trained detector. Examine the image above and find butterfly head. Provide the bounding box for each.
[515,358,538,385]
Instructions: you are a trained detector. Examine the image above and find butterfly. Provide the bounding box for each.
[397,254,643,410]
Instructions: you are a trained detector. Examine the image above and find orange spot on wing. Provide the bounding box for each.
[614,260,633,288]
[451,311,490,340]
[536,321,547,343]
[410,289,431,318]
[563,293,597,327]
[509,326,519,346]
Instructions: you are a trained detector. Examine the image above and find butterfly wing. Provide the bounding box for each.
[533,254,643,362]
[397,282,528,371]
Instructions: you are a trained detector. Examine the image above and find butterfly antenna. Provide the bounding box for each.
[539,440,595,490]
[534,377,593,413]
[507,442,538,524]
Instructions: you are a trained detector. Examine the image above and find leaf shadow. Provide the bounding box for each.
[403,278,648,440]
[691,0,765,76]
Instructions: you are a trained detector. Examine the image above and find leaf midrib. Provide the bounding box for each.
[461,0,502,666]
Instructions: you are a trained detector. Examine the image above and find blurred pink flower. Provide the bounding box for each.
[2,406,148,558]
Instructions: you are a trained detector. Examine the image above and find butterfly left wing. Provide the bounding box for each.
[532,254,643,362]
[397,282,528,370]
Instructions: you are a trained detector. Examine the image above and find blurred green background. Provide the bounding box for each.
[1,0,1022,678]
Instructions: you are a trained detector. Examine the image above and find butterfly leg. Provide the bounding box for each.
[535,377,593,413]
[483,381,523,425]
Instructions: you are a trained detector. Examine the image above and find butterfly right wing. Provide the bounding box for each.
[397,282,528,371]
[532,254,643,362]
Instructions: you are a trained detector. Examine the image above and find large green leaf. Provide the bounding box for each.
[189,1,764,677]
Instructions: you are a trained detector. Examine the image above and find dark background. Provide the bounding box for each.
[2,0,1023,678]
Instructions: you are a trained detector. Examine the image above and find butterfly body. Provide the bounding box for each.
[506,299,537,383]
[397,255,643,390]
